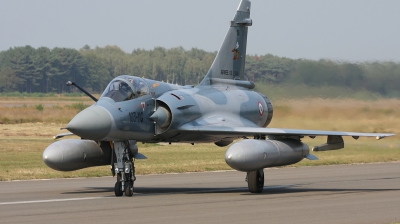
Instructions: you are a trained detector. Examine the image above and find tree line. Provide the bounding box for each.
[0,45,399,97]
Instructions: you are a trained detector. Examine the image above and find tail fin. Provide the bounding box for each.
[199,0,252,86]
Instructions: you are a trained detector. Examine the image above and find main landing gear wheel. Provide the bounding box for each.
[248,169,264,193]
[125,180,134,197]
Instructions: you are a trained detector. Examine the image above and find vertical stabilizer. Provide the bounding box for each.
[199,0,252,86]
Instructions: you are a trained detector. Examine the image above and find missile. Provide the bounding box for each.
[43,139,112,171]
[225,139,310,172]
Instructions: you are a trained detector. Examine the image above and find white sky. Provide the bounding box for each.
[1,0,399,62]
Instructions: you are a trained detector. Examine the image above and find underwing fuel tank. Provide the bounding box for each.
[225,139,309,172]
[43,139,112,171]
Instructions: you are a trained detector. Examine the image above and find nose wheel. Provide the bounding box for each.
[125,180,134,196]
[114,180,123,197]
[114,173,134,197]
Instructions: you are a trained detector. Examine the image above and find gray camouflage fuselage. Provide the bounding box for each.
[68,77,272,144]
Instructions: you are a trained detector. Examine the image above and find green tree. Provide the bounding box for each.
[8,46,39,92]
[33,47,52,93]
[0,67,19,92]
[50,48,86,93]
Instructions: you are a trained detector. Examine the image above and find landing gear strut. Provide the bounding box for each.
[113,141,136,197]
[247,169,264,193]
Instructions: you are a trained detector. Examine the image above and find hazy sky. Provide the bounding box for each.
[1,0,399,62]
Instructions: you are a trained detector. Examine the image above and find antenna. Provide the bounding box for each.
[66,81,98,102]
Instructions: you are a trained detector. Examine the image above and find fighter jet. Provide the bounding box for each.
[43,0,394,197]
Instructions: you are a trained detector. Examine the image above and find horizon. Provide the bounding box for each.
[1,0,400,62]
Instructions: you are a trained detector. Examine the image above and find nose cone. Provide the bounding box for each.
[66,106,111,140]
[43,143,63,171]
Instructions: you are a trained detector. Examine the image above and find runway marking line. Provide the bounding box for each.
[0,196,111,206]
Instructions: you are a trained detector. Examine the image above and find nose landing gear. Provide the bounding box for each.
[113,141,136,197]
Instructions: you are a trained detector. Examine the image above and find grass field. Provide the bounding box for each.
[0,95,94,124]
[0,95,399,181]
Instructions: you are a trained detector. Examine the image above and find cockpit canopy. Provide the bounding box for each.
[101,76,149,102]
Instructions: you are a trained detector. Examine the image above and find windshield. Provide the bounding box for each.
[134,78,149,97]
[101,80,134,102]
[101,77,149,102]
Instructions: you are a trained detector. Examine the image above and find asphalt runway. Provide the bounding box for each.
[1,163,400,224]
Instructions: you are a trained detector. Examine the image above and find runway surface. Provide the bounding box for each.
[1,162,400,224]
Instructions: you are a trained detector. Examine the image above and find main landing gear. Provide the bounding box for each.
[113,141,136,197]
[246,169,264,193]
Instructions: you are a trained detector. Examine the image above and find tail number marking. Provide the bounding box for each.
[220,70,239,76]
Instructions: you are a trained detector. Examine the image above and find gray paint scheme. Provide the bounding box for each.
[42,0,394,195]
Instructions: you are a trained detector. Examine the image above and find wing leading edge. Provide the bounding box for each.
[179,124,394,139]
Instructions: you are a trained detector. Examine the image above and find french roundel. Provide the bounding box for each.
[258,101,264,116]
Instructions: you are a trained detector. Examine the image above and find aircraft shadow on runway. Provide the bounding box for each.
[60,186,400,196]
